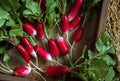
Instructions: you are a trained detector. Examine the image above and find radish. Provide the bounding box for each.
[69,16,81,30]
[21,36,37,58]
[23,22,37,36]
[34,45,52,61]
[14,66,31,77]
[60,14,69,33]
[48,39,60,57]
[68,0,83,21]
[35,23,45,39]
[57,37,69,55]
[60,14,71,47]
[16,44,30,64]
[73,28,83,43]
[70,28,83,57]
[34,45,62,65]
[45,66,69,77]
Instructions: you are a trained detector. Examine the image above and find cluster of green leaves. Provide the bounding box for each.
[0,0,41,62]
[73,32,118,81]
[43,0,61,39]
[22,0,42,21]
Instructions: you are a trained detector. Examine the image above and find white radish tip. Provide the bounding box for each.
[31,51,37,58]
[25,66,31,74]
[32,31,37,36]
[39,35,45,39]
[68,15,73,21]
[47,54,52,61]
[24,66,31,75]
[58,37,64,41]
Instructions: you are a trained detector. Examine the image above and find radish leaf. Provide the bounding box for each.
[3,53,10,62]
[23,0,42,21]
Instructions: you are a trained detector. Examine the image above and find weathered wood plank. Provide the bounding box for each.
[0,74,38,81]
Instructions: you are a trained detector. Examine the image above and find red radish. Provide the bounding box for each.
[14,66,31,77]
[34,45,52,61]
[23,22,37,36]
[35,23,45,39]
[48,39,60,57]
[16,44,30,64]
[68,0,83,21]
[60,14,69,33]
[21,36,37,58]
[40,0,46,12]
[73,28,83,43]
[69,16,81,30]
[57,37,69,55]
[45,66,69,77]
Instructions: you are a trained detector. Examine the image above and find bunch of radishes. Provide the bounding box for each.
[0,0,84,80]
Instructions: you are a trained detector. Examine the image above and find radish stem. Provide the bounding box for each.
[30,61,44,73]
[33,69,46,81]
[65,32,72,47]
[70,41,76,58]
[0,62,8,70]
[50,60,63,66]
[0,66,13,74]
[35,56,38,66]
[6,62,11,71]
[73,45,87,66]
[66,55,73,67]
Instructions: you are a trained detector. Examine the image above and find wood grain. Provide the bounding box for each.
[0,74,38,81]
[95,0,110,40]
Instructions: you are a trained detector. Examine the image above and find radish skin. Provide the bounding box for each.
[14,66,31,77]
[36,23,45,39]
[68,0,83,21]
[21,37,37,58]
[48,39,60,57]
[69,16,81,30]
[34,45,52,61]
[45,66,69,77]
[60,14,69,33]
[57,37,69,55]
[16,44,30,64]
[73,28,83,43]
[23,23,37,36]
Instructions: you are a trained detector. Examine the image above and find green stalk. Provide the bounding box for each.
[0,66,13,74]
[73,45,87,66]
[55,0,63,13]
[66,54,73,67]
[62,0,67,14]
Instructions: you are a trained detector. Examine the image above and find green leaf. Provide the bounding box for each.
[3,53,10,62]
[0,8,10,27]
[9,29,23,37]
[103,55,116,66]
[105,67,115,81]
[106,45,116,54]
[82,59,109,81]
[45,0,60,27]
[95,32,114,53]
[0,0,20,11]
[0,45,8,54]
[88,50,94,59]
[23,0,42,20]
[6,18,16,27]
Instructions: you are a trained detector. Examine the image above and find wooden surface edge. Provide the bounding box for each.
[0,74,37,81]
[95,0,110,40]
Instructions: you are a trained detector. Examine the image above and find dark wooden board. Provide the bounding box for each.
[0,0,110,81]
